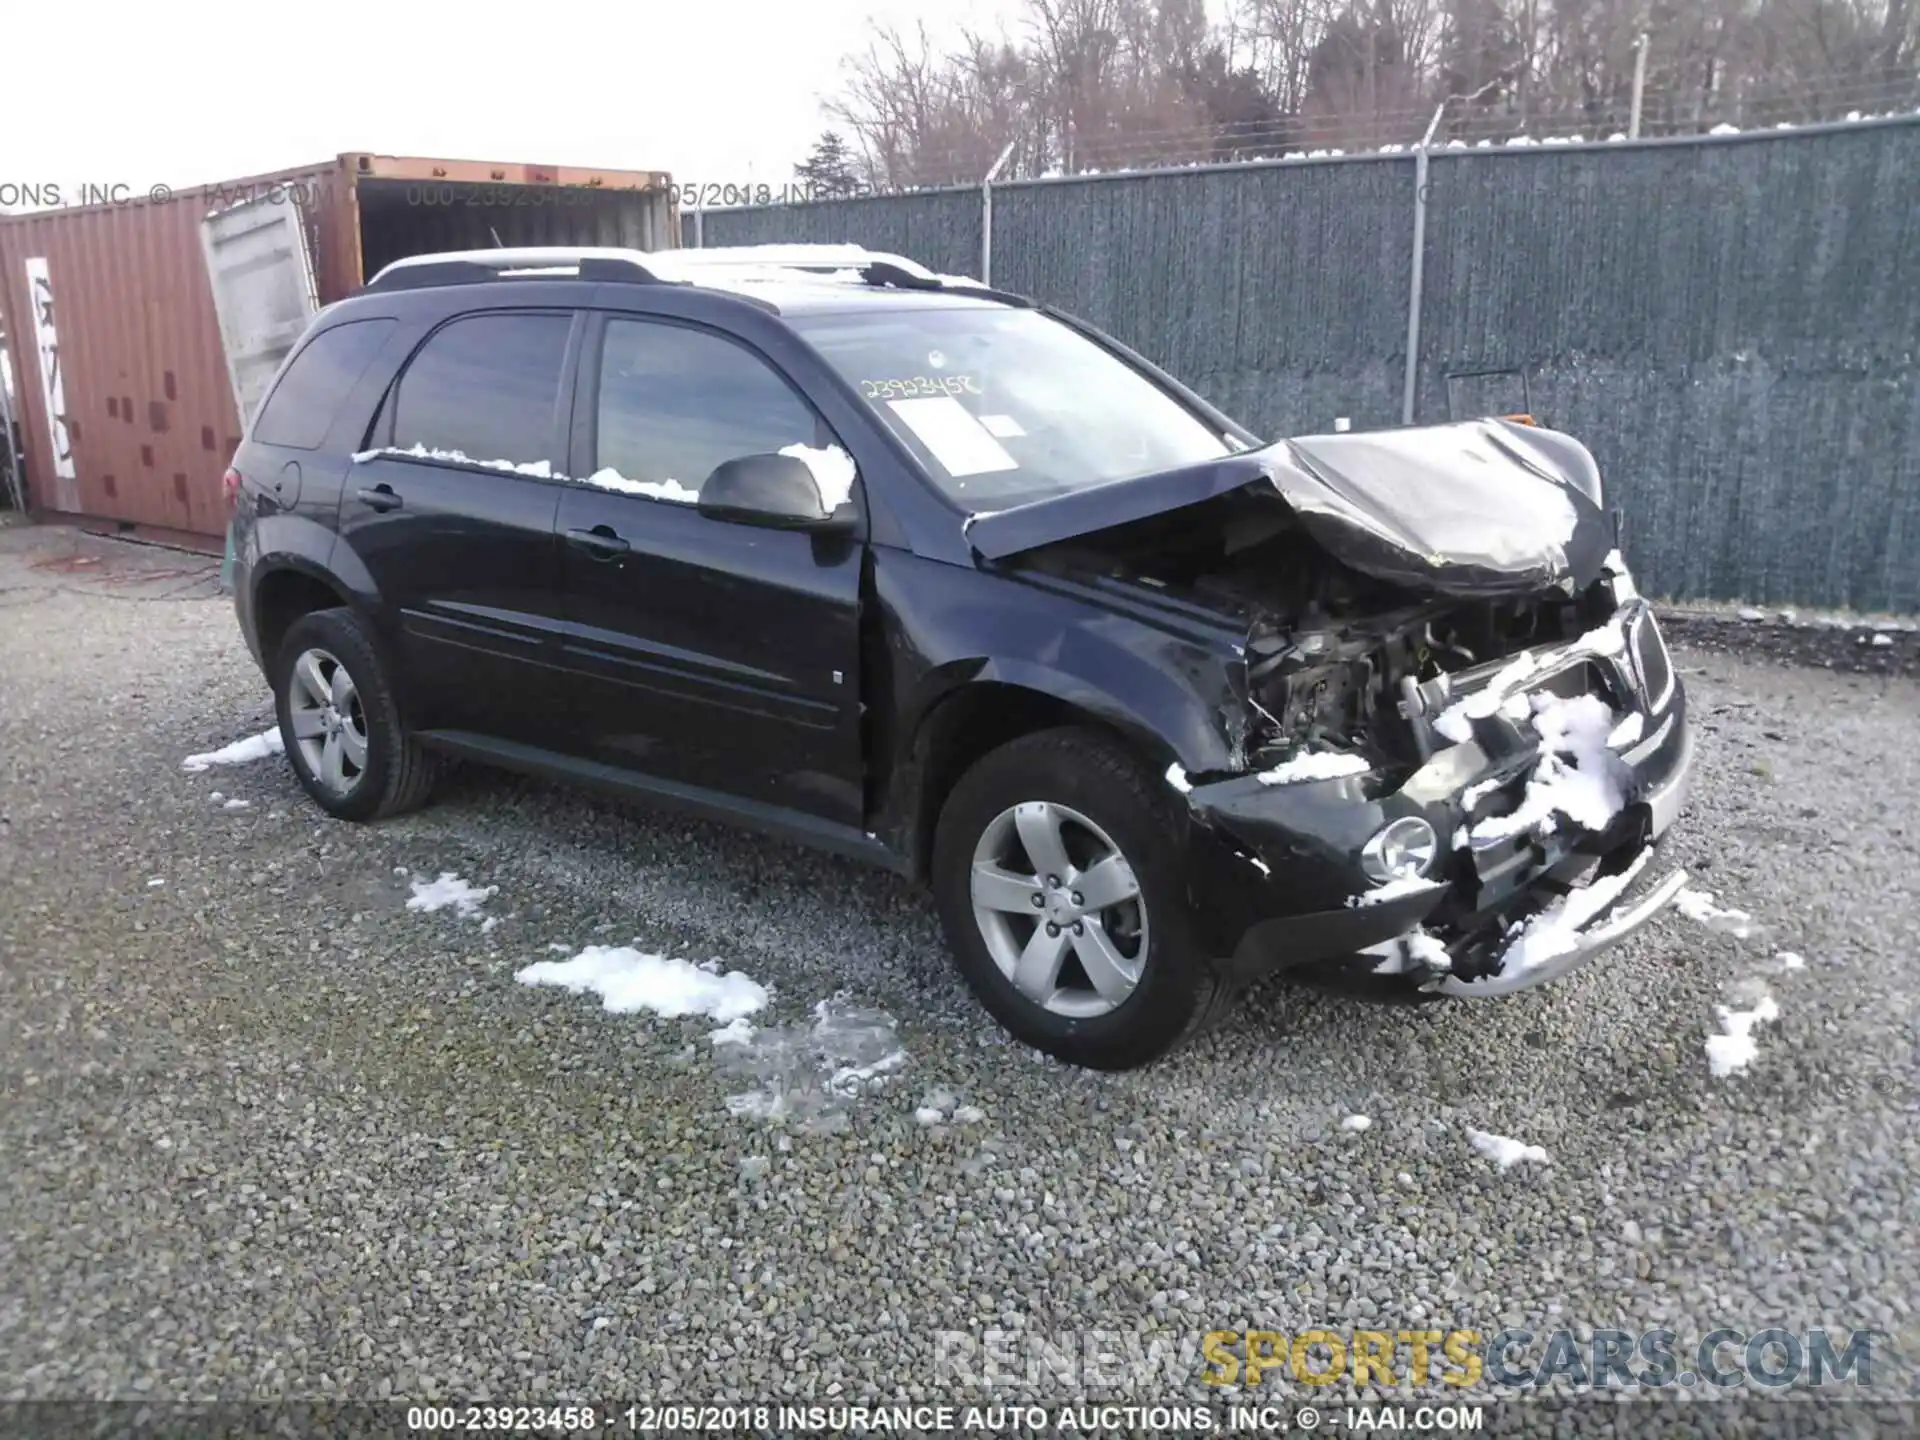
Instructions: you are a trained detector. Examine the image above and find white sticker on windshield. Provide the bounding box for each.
[886,397,1018,477]
[977,413,1026,439]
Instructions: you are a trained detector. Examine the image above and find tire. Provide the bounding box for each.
[271,607,438,822]
[931,726,1237,1070]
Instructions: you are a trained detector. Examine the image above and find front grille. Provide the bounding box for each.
[1630,609,1674,712]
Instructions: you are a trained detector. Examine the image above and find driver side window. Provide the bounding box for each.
[594,318,822,495]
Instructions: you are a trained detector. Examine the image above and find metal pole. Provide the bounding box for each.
[1402,104,1446,427]
[693,202,704,249]
[1629,34,1649,139]
[981,140,1017,285]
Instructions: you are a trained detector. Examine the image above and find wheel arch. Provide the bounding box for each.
[251,560,358,672]
[890,667,1181,886]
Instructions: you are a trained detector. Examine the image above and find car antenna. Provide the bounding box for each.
[489,227,504,247]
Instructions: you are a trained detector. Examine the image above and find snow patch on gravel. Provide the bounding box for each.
[515,946,769,1024]
[708,1016,758,1047]
[406,872,498,920]
[714,996,908,1131]
[912,1088,983,1126]
[1706,994,1780,1077]
[182,727,283,772]
[1467,1128,1550,1169]
[1675,887,1765,940]
[1341,1114,1373,1132]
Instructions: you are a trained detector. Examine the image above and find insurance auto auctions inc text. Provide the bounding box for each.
[769,1402,1476,1431]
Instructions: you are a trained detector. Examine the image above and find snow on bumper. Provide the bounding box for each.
[1181,596,1695,991]
[1378,612,1697,996]
[1428,852,1691,997]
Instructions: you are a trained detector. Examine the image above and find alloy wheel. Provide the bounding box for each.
[286,646,370,797]
[969,800,1149,1019]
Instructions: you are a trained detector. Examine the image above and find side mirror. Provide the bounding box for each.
[696,452,855,532]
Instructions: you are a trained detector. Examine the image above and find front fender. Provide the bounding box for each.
[875,551,1249,777]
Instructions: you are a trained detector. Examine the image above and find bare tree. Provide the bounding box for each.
[820,0,1920,190]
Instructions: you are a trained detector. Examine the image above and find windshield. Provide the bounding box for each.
[788,306,1239,509]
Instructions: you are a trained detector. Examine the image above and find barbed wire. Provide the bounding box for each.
[891,84,1920,176]
[792,70,1920,195]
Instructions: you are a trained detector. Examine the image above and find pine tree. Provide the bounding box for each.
[794,131,864,198]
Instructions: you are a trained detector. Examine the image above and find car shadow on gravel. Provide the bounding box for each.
[359,734,1706,1102]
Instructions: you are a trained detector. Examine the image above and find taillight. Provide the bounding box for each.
[222,466,241,513]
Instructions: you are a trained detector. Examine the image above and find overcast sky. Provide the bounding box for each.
[9,0,1024,206]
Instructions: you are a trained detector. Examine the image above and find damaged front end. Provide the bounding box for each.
[1190,573,1693,999]
[972,418,1696,998]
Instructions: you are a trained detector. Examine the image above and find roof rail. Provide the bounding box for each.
[363,248,664,293]
[360,243,1032,306]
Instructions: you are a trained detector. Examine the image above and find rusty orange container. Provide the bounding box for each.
[0,153,675,540]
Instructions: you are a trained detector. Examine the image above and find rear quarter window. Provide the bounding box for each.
[251,318,398,450]
[387,312,573,470]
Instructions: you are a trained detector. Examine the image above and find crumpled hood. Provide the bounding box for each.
[963,418,1615,598]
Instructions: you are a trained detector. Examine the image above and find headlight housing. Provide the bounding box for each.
[1361,817,1439,884]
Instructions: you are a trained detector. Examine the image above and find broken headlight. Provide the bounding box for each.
[1361,817,1439,884]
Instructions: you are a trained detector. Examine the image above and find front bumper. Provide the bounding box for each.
[1180,600,1695,997]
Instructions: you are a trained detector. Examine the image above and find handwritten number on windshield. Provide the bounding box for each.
[859,375,982,400]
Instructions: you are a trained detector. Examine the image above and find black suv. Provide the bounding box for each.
[229,243,1694,1070]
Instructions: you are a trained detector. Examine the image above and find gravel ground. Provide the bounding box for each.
[2,524,1916,1417]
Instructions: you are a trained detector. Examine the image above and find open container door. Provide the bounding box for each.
[200,193,321,430]
[200,192,319,590]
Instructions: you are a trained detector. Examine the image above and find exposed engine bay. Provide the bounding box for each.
[1038,489,1620,777]
[966,417,1691,1004]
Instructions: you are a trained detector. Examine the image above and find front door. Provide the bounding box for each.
[335,308,580,744]
[551,313,865,827]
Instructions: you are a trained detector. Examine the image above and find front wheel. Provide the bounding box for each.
[931,727,1236,1070]
[272,607,438,822]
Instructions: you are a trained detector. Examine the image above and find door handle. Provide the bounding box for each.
[356,484,402,513]
[565,525,630,559]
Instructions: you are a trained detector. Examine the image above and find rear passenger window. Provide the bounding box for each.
[595,319,820,494]
[390,313,571,470]
[252,319,396,450]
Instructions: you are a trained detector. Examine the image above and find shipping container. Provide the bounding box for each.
[0,152,676,540]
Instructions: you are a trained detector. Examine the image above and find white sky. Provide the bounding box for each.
[8,0,1027,207]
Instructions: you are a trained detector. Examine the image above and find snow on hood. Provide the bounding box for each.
[963,418,1613,599]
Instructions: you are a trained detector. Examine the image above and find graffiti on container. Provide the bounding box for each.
[22,257,78,505]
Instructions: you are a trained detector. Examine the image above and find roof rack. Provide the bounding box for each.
[361,244,1030,305]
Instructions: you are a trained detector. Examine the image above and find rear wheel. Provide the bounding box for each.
[931,726,1236,1069]
[272,607,437,822]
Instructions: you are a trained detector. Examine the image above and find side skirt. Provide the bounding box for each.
[417,729,912,877]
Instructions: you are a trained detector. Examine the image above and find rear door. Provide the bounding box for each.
[200,195,321,427]
[338,309,580,744]
[550,312,865,826]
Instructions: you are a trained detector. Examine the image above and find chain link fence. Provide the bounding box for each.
[684,117,1920,612]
